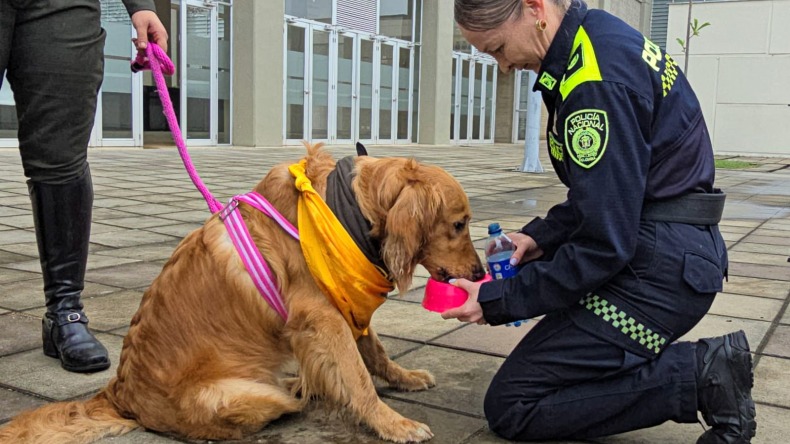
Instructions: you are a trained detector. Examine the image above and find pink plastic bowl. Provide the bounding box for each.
[422,274,493,313]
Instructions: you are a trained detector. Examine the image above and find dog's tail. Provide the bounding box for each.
[0,390,138,444]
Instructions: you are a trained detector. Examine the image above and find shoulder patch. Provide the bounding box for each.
[564,109,608,169]
[559,26,602,100]
[538,72,557,91]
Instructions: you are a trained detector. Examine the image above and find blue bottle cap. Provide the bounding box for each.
[487,223,501,235]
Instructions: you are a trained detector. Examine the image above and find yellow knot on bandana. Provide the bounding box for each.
[288,160,393,339]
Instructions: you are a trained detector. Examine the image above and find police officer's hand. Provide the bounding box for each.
[440,278,487,325]
[131,10,169,56]
[507,231,544,266]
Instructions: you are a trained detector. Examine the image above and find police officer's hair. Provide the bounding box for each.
[455,0,573,32]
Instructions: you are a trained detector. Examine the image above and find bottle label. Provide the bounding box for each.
[488,257,517,280]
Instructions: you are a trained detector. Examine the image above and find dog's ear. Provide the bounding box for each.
[380,161,441,292]
[355,142,368,156]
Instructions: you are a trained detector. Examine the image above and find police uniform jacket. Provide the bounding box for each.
[477,1,718,346]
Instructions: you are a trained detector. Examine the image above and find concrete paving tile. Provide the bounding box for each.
[90,230,180,249]
[387,345,504,417]
[145,223,204,238]
[709,293,784,322]
[91,222,132,235]
[679,314,771,347]
[94,197,148,209]
[762,220,790,231]
[0,206,28,217]
[721,231,746,243]
[157,210,211,224]
[100,216,184,230]
[595,421,705,444]
[0,333,121,400]
[0,312,40,356]
[752,228,790,238]
[742,234,790,247]
[727,251,790,267]
[0,229,36,246]
[718,225,755,235]
[722,276,790,300]
[371,300,461,342]
[763,325,790,358]
[728,262,790,282]
[0,280,119,311]
[731,242,790,257]
[94,429,180,443]
[93,207,148,219]
[22,290,143,332]
[0,214,34,229]
[81,262,164,290]
[94,243,181,262]
[229,397,486,444]
[750,403,790,444]
[430,322,534,357]
[5,255,142,274]
[0,267,39,285]
[720,220,762,229]
[0,387,48,423]
[752,356,790,408]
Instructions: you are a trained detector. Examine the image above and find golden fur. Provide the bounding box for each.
[0,143,484,443]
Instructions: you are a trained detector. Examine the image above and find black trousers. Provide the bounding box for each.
[0,0,105,183]
[485,221,728,441]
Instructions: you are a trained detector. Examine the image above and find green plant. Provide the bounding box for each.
[676,18,711,53]
[714,159,757,170]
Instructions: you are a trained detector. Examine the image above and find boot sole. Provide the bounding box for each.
[727,331,757,442]
[43,346,111,373]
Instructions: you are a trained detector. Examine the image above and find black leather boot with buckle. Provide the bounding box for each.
[28,167,110,373]
[696,330,757,444]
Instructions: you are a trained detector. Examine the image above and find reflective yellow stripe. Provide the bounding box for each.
[559,26,602,100]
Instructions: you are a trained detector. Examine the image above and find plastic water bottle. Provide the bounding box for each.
[485,223,517,280]
[485,223,526,327]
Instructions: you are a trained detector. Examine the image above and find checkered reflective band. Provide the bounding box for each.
[579,294,668,354]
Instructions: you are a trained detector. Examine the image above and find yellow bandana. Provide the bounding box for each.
[288,160,393,339]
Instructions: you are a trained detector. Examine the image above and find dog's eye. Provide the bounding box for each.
[453,221,466,232]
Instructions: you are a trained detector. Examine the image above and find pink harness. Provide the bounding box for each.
[133,44,294,320]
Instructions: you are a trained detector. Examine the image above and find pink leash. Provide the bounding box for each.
[132,44,296,320]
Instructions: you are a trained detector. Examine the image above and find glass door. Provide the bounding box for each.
[395,42,414,143]
[451,53,496,144]
[310,27,331,141]
[93,0,141,147]
[181,1,218,145]
[377,40,395,144]
[334,32,356,144]
[357,37,375,143]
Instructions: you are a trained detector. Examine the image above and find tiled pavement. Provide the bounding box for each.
[0,143,788,444]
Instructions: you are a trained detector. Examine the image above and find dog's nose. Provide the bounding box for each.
[471,266,487,282]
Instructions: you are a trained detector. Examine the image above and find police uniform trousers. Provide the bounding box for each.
[0,0,105,183]
[485,220,728,441]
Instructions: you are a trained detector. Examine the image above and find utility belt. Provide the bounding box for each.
[641,190,725,225]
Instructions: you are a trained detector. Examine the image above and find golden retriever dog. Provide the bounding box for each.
[0,143,485,444]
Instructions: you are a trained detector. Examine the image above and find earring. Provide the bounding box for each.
[536,19,547,32]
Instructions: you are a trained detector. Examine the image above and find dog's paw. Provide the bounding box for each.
[389,369,436,392]
[377,417,434,443]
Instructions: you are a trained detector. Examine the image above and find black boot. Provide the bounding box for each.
[28,167,110,373]
[696,330,756,444]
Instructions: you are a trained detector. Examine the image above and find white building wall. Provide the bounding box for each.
[667,0,790,156]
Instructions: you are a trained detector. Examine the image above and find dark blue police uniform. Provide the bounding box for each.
[477,1,728,440]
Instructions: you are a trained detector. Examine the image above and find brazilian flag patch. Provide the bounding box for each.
[564,109,608,168]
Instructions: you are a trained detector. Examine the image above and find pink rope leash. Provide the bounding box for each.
[132,44,223,213]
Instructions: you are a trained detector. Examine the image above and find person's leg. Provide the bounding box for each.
[0,2,13,82]
[484,312,699,441]
[7,0,109,372]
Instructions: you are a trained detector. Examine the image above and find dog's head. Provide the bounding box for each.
[354,154,485,292]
